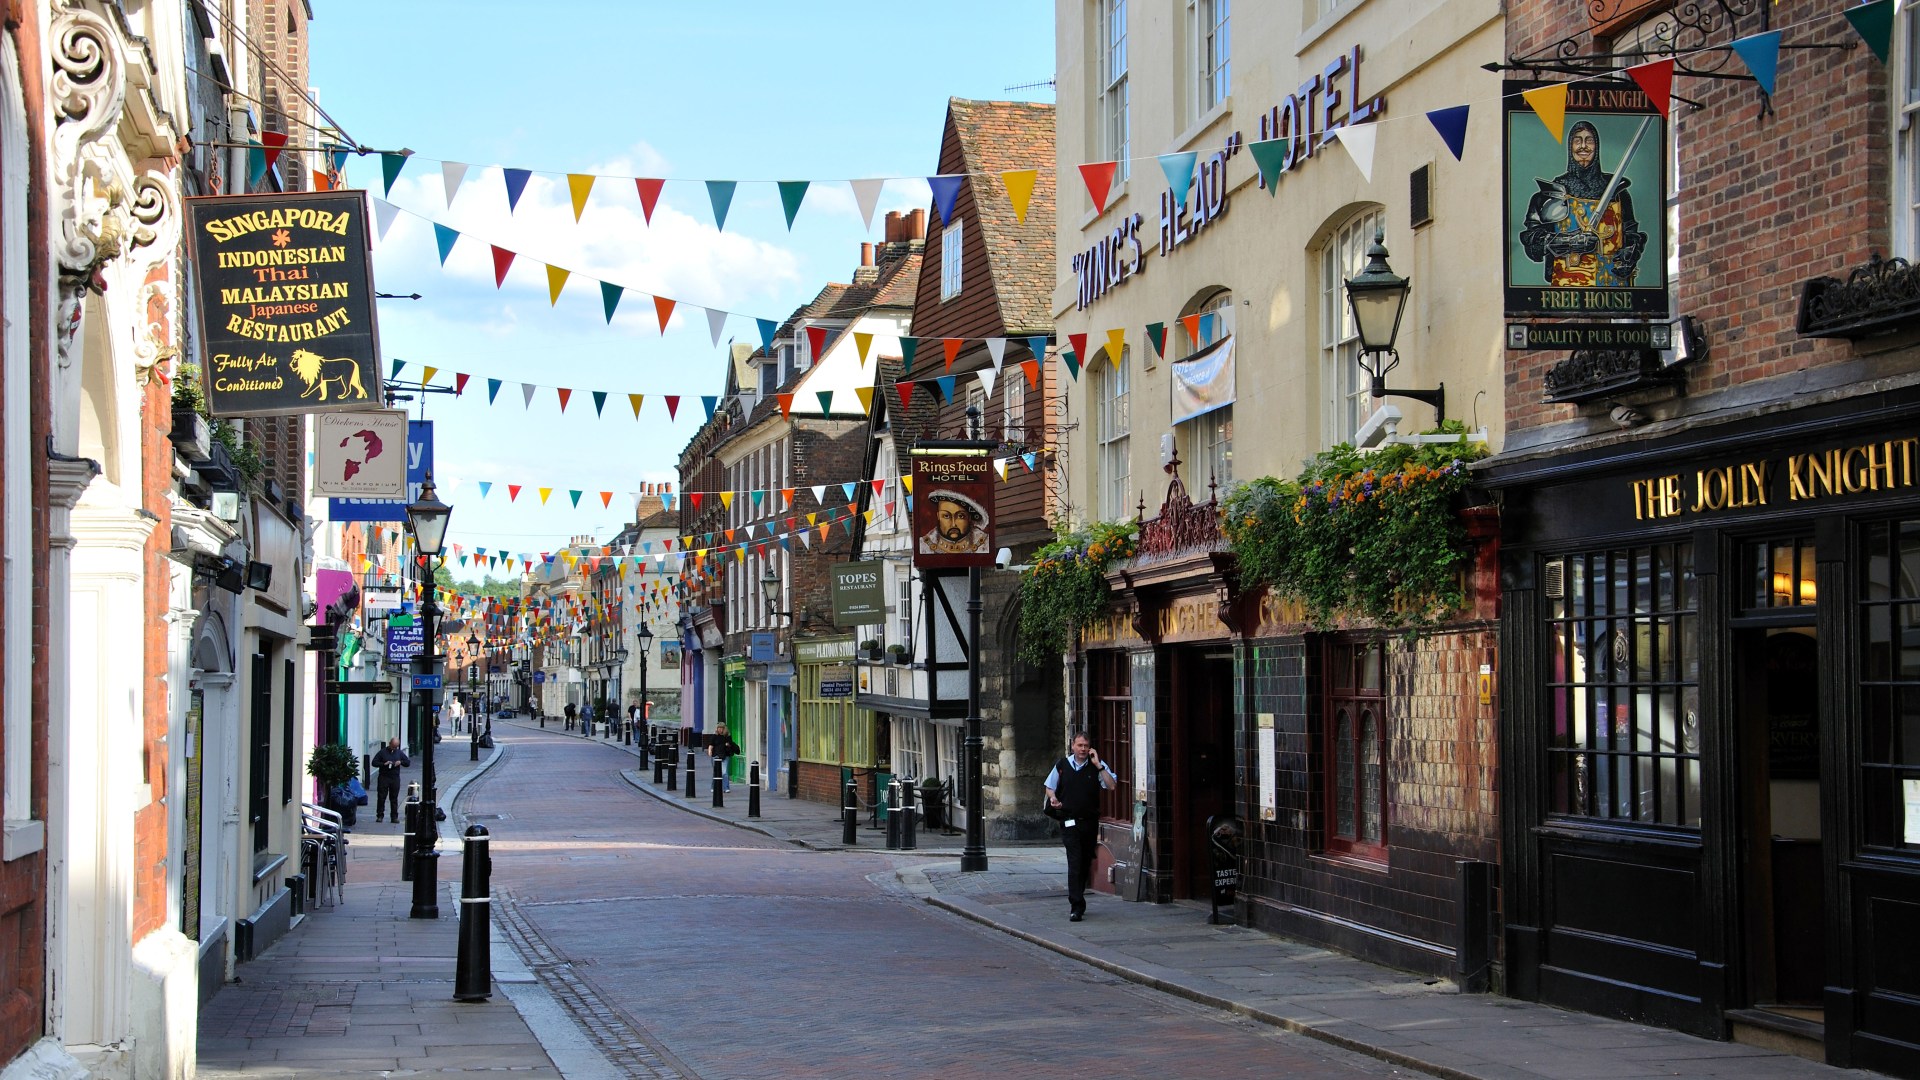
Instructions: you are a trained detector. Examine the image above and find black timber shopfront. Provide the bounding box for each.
[1484,386,1920,1075]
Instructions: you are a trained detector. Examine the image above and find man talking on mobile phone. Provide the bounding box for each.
[1044,732,1116,922]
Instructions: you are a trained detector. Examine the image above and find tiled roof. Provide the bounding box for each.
[948,98,1056,335]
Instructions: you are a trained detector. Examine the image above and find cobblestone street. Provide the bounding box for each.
[463,726,1428,1080]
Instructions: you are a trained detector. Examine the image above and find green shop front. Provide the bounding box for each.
[793,635,877,805]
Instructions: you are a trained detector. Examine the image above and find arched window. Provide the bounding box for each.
[1174,289,1233,487]
[1319,208,1384,446]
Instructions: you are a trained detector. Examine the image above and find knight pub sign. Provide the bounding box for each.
[186,189,384,417]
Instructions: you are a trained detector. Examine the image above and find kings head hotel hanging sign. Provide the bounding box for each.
[186,189,384,417]
[1503,80,1668,322]
[911,447,996,570]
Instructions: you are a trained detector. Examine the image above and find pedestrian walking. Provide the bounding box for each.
[448,697,465,734]
[715,721,739,791]
[371,737,410,823]
[1044,732,1116,922]
[564,701,577,731]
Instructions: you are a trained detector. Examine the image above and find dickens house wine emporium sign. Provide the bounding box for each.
[186,189,384,417]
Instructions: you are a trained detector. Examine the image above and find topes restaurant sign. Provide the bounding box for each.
[1071,44,1384,310]
[185,189,384,417]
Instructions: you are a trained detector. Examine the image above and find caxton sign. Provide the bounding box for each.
[186,190,384,417]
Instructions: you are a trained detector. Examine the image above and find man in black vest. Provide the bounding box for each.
[1044,732,1117,921]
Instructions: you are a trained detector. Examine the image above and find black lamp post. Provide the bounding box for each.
[634,624,653,750]
[405,470,451,919]
[465,631,480,733]
[1343,226,1442,422]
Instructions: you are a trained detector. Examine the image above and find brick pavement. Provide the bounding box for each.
[508,716,1867,1080]
[195,741,571,1079]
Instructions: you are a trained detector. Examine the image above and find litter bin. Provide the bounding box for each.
[1206,814,1242,925]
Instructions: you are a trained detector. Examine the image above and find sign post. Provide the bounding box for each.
[912,440,997,873]
[830,561,887,626]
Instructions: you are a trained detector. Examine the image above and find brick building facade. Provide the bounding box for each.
[1483,1,1920,1073]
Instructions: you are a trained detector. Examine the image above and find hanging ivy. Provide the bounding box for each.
[1015,519,1138,666]
[1223,425,1488,628]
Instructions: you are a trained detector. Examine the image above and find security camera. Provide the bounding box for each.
[995,547,1013,570]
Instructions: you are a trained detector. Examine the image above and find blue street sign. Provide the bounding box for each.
[750,631,777,662]
[533,671,547,684]
[329,421,433,523]
[388,624,425,662]
[413,673,442,689]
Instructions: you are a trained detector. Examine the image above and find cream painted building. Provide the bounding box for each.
[1054,0,1506,524]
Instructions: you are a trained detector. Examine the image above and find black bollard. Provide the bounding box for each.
[686,752,698,802]
[902,781,918,851]
[652,749,665,784]
[788,759,799,799]
[636,731,649,767]
[712,757,724,808]
[401,786,421,881]
[842,780,858,846]
[748,761,762,818]
[454,825,492,1002]
[885,777,902,850]
[664,753,676,790]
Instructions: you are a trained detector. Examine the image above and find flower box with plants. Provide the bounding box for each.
[170,362,213,464]
[1015,519,1139,666]
[1222,425,1489,628]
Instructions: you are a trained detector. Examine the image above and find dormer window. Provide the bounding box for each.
[759,359,779,397]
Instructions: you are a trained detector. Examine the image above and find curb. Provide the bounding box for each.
[917,891,1482,1080]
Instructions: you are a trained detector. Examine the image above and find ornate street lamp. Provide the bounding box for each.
[465,630,480,734]
[1343,227,1443,422]
[634,624,654,762]
[404,471,451,919]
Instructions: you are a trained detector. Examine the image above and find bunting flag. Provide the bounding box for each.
[1105,327,1126,366]
[1846,0,1894,64]
[538,487,552,505]
[816,391,833,414]
[1521,83,1569,141]
[635,177,665,223]
[567,173,595,221]
[1730,30,1782,96]
[707,306,728,346]
[373,198,400,240]
[854,386,874,414]
[1334,124,1378,183]
[854,331,874,364]
[423,365,439,384]
[1001,170,1037,224]
[490,245,515,287]
[381,152,409,196]
[756,318,778,353]
[522,382,537,408]
[976,366,997,398]
[503,167,533,213]
[928,174,965,225]
[665,396,680,420]
[706,179,737,230]
[1067,332,1089,364]
[1181,312,1202,347]
[508,484,523,502]
[807,324,831,358]
[261,131,289,171]
[442,161,469,205]
[546,264,570,305]
[434,223,459,264]
[777,180,809,229]
[556,387,573,413]
[900,337,919,374]
[849,178,885,230]
[246,140,267,187]
[479,481,492,499]
[1078,161,1118,215]
[942,338,963,371]
[1623,60,1675,120]
[591,390,608,417]
[897,381,914,411]
[628,393,644,419]
[935,375,957,402]
[1158,152,1198,209]
[601,281,624,323]
[311,170,332,193]
[702,395,718,420]
[569,490,583,508]
[1146,322,1167,358]
[776,393,794,420]
[1021,359,1040,389]
[1426,105,1471,160]
[653,295,676,334]
[1062,346,1080,380]
[1248,138,1288,193]
[454,373,470,395]
[390,359,406,380]
[487,378,502,405]
[1027,335,1048,362]
[985,337,1007,371]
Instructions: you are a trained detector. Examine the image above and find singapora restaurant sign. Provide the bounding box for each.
[186,189,384,417]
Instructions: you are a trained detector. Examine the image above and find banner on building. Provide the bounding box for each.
[830,560,887,625]
[1502,80,1668,320]
[329,420,433,523]
[911,447,995,570]
[313,409,408,497]
[1169,336,1235,425]
[186,189,384,417]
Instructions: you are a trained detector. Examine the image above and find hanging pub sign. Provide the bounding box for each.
[185,189,384,417]
[1503,80,1668,320]
[910,447,995,570]
[830,560,887,625]
[312,409,408,498]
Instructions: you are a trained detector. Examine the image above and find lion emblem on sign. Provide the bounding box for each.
[290,348,368,402]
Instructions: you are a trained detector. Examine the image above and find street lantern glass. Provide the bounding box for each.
[635,623,653,650]
[406,471,453,558]
[1343,227,1411,357]
[760,568,780,607]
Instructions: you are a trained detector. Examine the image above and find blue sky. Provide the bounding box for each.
[308,1,1053,579]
